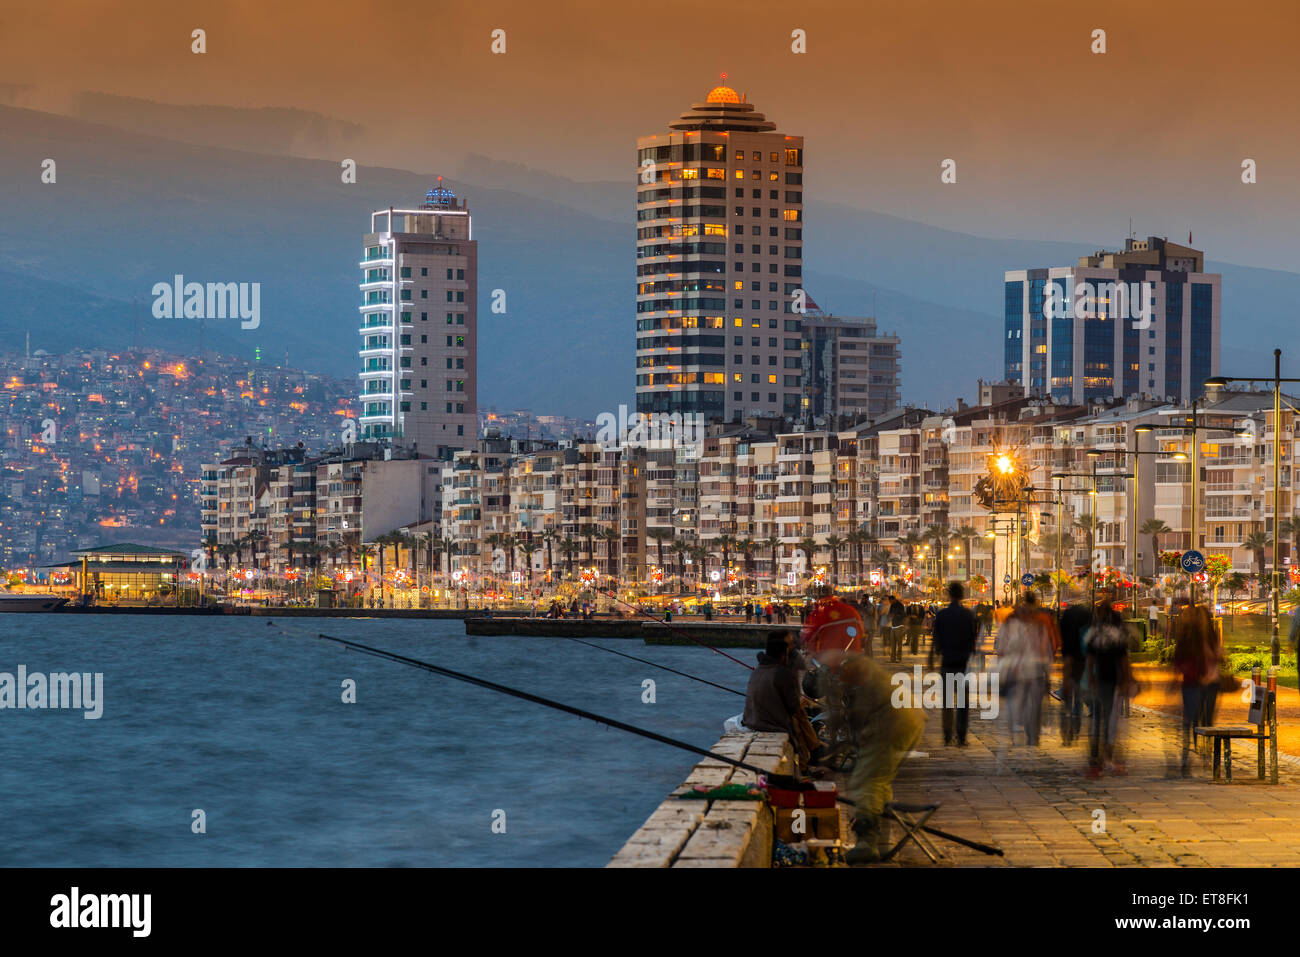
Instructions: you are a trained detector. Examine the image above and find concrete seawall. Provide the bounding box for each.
[608,731,793,868]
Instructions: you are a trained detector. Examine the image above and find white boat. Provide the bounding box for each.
[0,593,68,612]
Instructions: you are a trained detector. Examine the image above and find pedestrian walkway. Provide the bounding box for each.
[835,653,1300,867]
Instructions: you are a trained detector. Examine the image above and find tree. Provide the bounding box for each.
[1280,516,1300,567]
[797,536,819,586]
[734,538,756,592]
[1139,519,1169,579]
[670,539,690,587]
[1244,530,1272,597]
[924,524,950,578]
[559,537,579,579]
[579,524,598,568]
[762,536,782,589]
[647,528,673,581]
[519,540,540,587]
[899,532,923,567]
[1225,571,1249,615]
[825,534,845,585]
[600,527,621,583]
[1038,530,1075,571]
[951,524,977,581]
[541,528,557,579]
[690,544,709,585]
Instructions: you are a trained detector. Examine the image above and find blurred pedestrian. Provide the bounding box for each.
[996,591,1057,746]
[1058,602,1093,745]
[1084,600,1132,776]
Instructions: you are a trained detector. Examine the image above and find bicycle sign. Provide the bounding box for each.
[1180,549,1206,575]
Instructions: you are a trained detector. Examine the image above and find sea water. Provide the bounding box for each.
[0,615,748,867]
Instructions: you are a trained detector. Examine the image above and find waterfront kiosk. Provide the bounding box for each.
[56,543,190,602]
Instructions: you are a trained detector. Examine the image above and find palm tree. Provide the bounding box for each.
[1279,516,1300,567]
[713,533,735,581]
[579,524,598,568]
[519,541,540,587]
[735,537,756,592]
[925,524,950,578]
[670,539,690,587]
[541,528,557,580]
[559,537,579,579]
[899,532,923,567]
[797,536,819,583]
[600,527,621,583]
[647,528,673,585]
[824,533,844,585]
[1038,530,1074,572]
[1244,530,1272,596]
[1139,519,1170,578]
[762,535,782,589]
[690,544,709,586]
[951,524,977,581]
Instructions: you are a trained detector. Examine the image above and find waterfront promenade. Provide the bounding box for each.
[852,654,1300,867]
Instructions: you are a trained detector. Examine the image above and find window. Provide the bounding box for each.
[400,267,411,278]
[420,289,427,298]
[447,269,454,280]
[421,267,428,276]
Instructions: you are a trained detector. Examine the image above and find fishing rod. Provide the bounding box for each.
[599,590,754,670]
[558,634,744,697]
[314,631,792,783]
[310,631,1002,858]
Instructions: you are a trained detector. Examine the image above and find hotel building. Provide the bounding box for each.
[359,186,477,459]
[636,84,805,422]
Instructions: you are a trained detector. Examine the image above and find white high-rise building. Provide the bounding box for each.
[359,185,477,459]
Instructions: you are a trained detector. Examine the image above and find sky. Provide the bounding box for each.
[2,0,1297,270]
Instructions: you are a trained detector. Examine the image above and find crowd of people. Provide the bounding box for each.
[733,581,1245,862]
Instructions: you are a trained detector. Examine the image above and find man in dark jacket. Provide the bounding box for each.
[1057,602,1093,745]
[929,582,978,746]
[743,632,819,766]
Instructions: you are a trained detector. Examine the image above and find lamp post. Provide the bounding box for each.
[1206,349,1300,666]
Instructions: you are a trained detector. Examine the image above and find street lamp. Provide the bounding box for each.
[1206,349,1300,666]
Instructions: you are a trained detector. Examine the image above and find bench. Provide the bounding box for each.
[1193,725,1267,782]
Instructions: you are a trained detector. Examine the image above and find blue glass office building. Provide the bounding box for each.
[1003,237,1219,405]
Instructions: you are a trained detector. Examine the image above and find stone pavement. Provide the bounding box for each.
[834,656,1300,867]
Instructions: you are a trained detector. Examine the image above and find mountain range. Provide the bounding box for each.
[1,100,1296,418]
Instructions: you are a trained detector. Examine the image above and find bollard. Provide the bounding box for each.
[1267,666,1279,784]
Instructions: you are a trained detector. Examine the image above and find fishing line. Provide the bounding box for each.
[600,590,754,670]
[558,634,745,696]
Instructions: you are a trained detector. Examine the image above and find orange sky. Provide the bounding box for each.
[2,0,1297,266]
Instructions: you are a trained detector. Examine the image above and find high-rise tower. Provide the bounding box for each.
[636,84,805,421]
[359,185,477,459]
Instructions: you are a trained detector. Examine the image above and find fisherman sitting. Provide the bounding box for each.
[742,632,821,771]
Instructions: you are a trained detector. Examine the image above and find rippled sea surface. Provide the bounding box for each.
[0,615,750,867]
